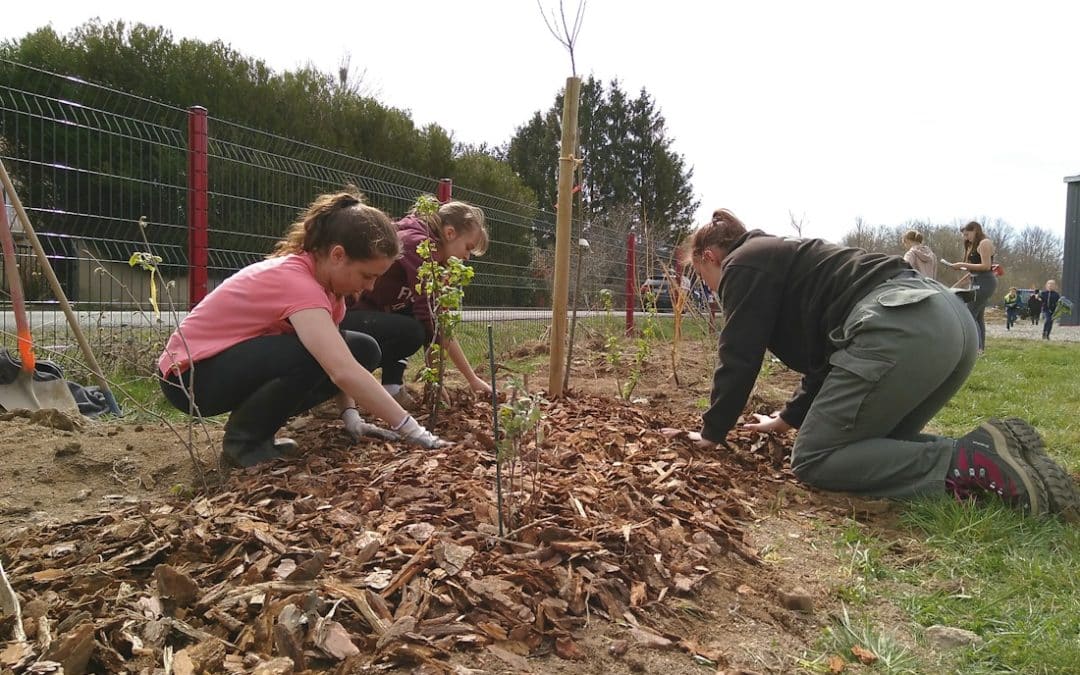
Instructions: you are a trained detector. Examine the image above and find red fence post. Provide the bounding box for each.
[437,178,452,204]
[187,106,209,309]
[625,231,636,336]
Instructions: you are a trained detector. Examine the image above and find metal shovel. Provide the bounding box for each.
[0,195,80,414]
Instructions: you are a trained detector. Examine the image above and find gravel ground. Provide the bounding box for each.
[983,309,1080,343]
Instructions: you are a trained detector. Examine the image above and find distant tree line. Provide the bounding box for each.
[0,20,698,308]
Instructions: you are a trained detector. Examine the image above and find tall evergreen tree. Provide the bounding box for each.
[508,77,698,245]
[506,110,559,210]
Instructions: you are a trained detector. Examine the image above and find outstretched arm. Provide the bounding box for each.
[290,308,446,447]
[444,336,492,394]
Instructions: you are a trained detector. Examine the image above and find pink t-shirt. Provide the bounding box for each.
[158,252,345,376]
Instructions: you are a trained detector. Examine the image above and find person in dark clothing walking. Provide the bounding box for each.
[340,198,491,407]
[1039,280,1061,340]
[684,209,1078,519]
[1028,292,1042,325]
[948,221,997,353]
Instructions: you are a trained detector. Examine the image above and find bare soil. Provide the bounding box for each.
[0,338,924,674]
[0,409,222,527]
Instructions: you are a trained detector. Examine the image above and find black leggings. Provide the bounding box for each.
[338,310,427,385]
[159,331,380,419]
[966,272,997,351]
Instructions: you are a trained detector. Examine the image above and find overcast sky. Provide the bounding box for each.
[5,0,1079,241]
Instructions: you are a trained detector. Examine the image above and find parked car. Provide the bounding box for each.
[639,275,709,311]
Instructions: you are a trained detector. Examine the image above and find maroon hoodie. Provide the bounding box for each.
[350,215,436,339]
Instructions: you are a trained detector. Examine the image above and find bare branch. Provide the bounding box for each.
[537,0,587,76]
[788,210,806,238]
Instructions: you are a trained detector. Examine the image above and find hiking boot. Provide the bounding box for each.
[947,422,1049,515]
[219,376,307,470]
[391,386,417,410]
[990,418,1080,523]
[220,437,300,469]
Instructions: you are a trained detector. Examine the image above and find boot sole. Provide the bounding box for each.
[995,418,1080,523]
[980,421,1050,516]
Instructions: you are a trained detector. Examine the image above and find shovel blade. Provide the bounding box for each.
[0,371,42,411]
[0,371,81,415]
[28,375,81,415]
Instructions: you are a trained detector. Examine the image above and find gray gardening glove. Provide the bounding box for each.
[395,415,450,449]
[341,408,399,442]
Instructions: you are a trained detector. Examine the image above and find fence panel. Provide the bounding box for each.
[0,60,190,374]
[2,59,649,381]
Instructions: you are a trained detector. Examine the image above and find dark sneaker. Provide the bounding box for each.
[220,437,299,469]
[991,418,1080,523]
[947,422,1048,515]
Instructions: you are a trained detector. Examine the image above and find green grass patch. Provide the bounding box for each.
[840,336,1080,674]
[899,497,1080,674]
[108,370,186,421]
[455,319,551,363]
[801,606,920,674]
[833,522,891,605]
[931,338,1080,470]
[450,314,717,375]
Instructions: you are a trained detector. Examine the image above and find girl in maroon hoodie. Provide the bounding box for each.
[341,200,491,405]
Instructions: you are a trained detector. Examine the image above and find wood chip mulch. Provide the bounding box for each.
[0,392,795,674]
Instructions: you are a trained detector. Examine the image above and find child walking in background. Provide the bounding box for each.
[1040,280,1061,340]
[1003,287,1020,330]
[1028,292,1042,325]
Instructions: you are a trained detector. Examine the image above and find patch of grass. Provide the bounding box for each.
[109,371,189,422]
[456,319,551,364]
[931,339,1080,470]
[834,522,891,605]
[801,606,920,674]
[644,313,717,342]
[502,354,548,375]
[450,315,718,383]
[898,497,1080,674]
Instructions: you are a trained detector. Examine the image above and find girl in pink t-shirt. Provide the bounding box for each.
[158,189,447,467]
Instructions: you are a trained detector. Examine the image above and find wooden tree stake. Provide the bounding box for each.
[548,76,582,396]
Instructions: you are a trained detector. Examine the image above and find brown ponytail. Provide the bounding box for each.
[681,208,749,263]
[902,229,924,245]
[271,187,400,261]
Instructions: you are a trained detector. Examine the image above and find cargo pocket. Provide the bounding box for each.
[819,349,896,431]
[875,285,937,308]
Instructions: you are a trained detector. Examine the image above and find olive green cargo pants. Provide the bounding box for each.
[791,273,979,498]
